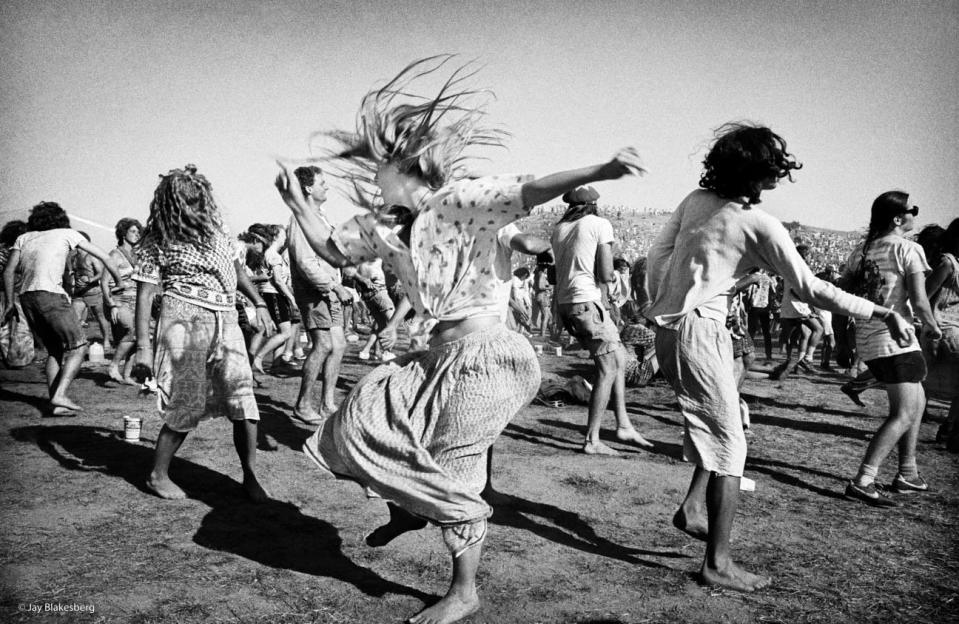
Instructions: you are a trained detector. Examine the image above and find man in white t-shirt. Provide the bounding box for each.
[550,186,653,455]
[2,202,122,416]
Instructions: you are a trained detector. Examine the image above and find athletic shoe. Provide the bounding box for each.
[357,351,371,360]
[891,473,929,494]
[796,359,814,373]
[844,481,898,508]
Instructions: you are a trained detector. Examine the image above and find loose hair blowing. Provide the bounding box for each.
[309,54,509,209]
[142,164,222,249]
[114,217,143,246]
[27,201,71,232]
[699,123,802,205]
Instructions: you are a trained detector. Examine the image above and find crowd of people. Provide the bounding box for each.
[2,55,957,624]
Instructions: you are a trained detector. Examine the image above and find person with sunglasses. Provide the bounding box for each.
[275,55,645,624]
[842,192,941,507]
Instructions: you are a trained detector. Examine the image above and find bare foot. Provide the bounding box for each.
[408,591,480,624]
[108,367,126,384]
[49,406,79,417]
[582,440,620,456]
[50,397,84,412]
[146,475,187,500]
[251,358,265,374]
[121,376,138,386]
[322,402,338,415]
[672,507,708,541]
[700,560,771,592]
[616,428,654,449]
[291,408,323,426]
[243,475,270,503]
[366,503,427,547]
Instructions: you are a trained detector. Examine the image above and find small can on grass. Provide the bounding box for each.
[123,416,142,442]
[554,346,563,357]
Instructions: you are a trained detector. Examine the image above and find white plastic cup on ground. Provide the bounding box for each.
[123,416,142,442]
[554,346,563,357]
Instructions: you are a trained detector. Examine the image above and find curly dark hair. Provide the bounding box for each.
[27,202,71,232]
[944,218,959,257]
[114,217,143,245]
[294,166,322,194]
[0,220,27,246]
[699,123,802,204]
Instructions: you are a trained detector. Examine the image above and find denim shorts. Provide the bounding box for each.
[19,290,87,357]
[558,300,622,357]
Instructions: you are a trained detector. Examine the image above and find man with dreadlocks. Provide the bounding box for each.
[275,55,645,624]
[131,164,272,503]
[551,186,655,456]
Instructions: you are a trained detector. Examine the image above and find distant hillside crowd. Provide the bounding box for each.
[516,205,864,273]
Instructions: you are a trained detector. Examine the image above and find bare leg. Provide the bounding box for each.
[253,321,292,371]
[321,327,346,413]
[611,348,653,448]
[583,350,620,455]
[699,474,770,591]
[109,341,135,384]
[49,346,86,411]
[147,425,188,499]
[233,420,269,503]
[366,502,428,547]
[858,382,924,475]
[673,465,709,541]
[294,328,331,421]
[408,543,482,624]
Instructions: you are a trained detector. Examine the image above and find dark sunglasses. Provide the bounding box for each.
[900,206,919,217]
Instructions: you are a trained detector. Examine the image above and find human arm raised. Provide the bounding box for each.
[520,147,645,208]
[275,161,353,268]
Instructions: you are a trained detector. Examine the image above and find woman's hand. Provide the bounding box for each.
[378,325,397,351]
[131,346,154,383]
[254,307,276,334]
[883,311,916,348]
[109,306,120,324]
[601,147,647,180]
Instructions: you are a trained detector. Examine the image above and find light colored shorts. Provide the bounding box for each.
[655,312,746,477]
[558,300,623,357]
[154,296,259,432]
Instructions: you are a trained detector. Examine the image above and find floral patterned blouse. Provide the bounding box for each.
[333,175,530,322]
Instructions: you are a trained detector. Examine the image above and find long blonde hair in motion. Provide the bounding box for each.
[311,54,509,208]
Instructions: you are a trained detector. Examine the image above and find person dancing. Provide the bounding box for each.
[843,192,940,506]
[646,123,912,592]
[132,165,271,502]
[275,55,645,624]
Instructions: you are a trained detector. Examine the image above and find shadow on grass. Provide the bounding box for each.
[0,386,47,412]
[486,489,686,569]
[10,424,432,601]
[535,418,683,460]
[253,392,315,453]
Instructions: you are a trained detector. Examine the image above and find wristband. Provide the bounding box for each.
[255,302,268,309]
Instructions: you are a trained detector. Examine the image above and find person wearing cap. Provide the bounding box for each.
[843,191,940,506]
[551,185,654,456]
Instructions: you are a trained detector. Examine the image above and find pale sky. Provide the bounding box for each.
[1,0,956,251]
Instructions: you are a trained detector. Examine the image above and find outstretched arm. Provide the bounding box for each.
[509,234,550,256]
[520,147,645,208]
[275,161,352,268]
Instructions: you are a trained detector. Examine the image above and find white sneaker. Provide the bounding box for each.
[380,352,396,362]
[358,351,371,360]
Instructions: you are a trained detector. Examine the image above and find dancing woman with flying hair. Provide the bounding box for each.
[645,123,914,592]
[131,165,273,502]
[275,55,645,624]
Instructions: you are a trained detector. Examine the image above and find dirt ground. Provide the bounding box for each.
[1,337,957,624]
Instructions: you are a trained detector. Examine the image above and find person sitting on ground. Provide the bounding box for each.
[551,185,654,456]
[3,202,122,415]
